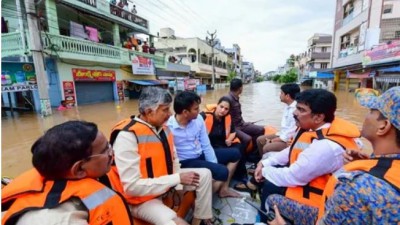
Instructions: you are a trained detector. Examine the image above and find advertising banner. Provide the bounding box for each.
[62,81,76,106]
[184,78,199,91]
[1,62,38,93]
[363,40,400,66]
[72,68,116,81]
[131,55,156,75]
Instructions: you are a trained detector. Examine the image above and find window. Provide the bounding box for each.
[395,31,400,39]
[383,4,393,14]
[321,63,328,69]
[321,47,327,52]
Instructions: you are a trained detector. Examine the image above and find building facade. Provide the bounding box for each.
[331,0,400,91]
[2,0,169,113]
[154,28,231,88]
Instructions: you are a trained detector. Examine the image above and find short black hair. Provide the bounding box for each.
[281,83,300,100]
[32,121,98,179]
[230,78,243,92]
[173,91,201,114]
[295,89,337,123]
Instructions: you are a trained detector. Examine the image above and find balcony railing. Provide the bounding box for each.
[310,52,331,60]
[109,4,148,28]
[342,11,355,26]
[2,32,165,68]
[77,0,96,7]
[2,32,28,57]
[61,0,148,29]
[41,32,122,60]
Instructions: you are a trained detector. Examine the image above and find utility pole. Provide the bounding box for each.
[16,0,28,62]
[24,0,52,116]
[207,30,217,89]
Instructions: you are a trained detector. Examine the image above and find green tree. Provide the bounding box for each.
[227,70,237,83]
[279,69,297,83]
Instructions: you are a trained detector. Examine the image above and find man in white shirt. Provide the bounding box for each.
[253,89,361,223]
[256,83,300,157]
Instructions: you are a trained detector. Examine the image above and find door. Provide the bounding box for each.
[75,82,114,105]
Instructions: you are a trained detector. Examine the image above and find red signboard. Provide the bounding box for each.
[62,81,76,106]
[363,40,400,65]
[72,68,116,81]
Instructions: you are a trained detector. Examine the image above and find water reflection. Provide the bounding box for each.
[1,81,371,177]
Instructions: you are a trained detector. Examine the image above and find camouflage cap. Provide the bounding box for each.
[358,86,400,130]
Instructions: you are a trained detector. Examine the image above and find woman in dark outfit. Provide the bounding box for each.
[201,96,246,197]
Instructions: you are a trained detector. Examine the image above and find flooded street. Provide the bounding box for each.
[1,81,371,178]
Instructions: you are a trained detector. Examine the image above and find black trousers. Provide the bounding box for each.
[260,179,287,222]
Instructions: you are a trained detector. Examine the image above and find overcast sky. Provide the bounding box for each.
[133,0,336,73]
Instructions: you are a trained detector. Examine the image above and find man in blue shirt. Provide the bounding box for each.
[167,91,241,198]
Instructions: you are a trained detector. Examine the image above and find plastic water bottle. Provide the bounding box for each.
[255,213,261,222]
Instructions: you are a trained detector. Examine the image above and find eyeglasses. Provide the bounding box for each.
[84,143,113,161]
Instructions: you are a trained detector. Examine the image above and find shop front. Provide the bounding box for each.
[1,62,39,115]
[71,68,116,105]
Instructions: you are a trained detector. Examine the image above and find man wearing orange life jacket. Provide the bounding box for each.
[1,121,133,225]
[267,87,400,225]
[253,89,361,223]
[315,86,400,224]
[108,87,213,225]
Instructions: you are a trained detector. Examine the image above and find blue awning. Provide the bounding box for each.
[129,80,167,86]
[316,72,334,79]
[378,66,400,73]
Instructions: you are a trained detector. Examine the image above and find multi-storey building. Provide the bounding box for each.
[295,34,332,79]
[242,61,255,83]
[307,34,332,71]
[306,34,334,88]
[331,0,400,91]
[154,28,231,88]
[1,0,171,112]
[225,44,242,78]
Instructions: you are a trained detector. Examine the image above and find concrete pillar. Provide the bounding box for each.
[334,71,340,91]
[345,78,350,91]
[113,23,121,47]
[45,0,59,34]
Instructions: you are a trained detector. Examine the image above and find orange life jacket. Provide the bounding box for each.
[284,118,361,208]
[107,117,175,205]
[203,109,240,144]
[1,169,132,225]
[317,158,400,220]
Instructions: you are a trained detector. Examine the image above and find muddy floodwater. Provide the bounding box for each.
[1,81,372,178]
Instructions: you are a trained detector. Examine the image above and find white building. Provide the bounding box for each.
[225,44,242,78]
[331,0,400,91]
[155,28,231,87]
[242,61,255,82]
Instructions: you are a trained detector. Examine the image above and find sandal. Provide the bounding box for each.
[233,182,257,194]
[247,163,257,175]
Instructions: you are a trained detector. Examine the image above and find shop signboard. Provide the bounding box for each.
[62,81,76,106]
[72,68,116,81]
[184,78,199,91]
[176,80,185,91]
[363,40,400,66]
[1,62,38,93]
[131,55,156,75]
